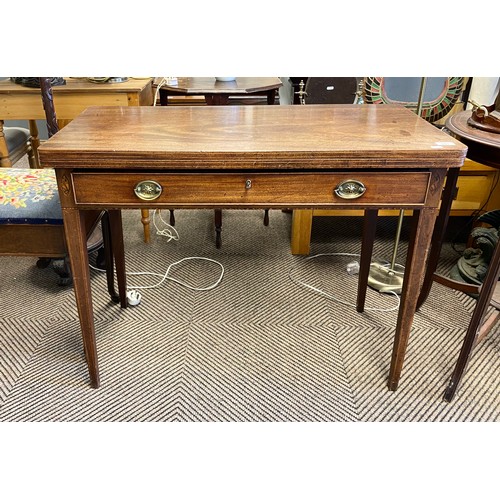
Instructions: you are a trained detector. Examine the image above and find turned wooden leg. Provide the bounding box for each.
[0,120,13,168]
[141,208,150,243]
[28,120,40,168]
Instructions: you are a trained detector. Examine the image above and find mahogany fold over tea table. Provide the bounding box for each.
[38,104,467,389]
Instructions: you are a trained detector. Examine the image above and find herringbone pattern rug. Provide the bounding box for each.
[1,206,499,421]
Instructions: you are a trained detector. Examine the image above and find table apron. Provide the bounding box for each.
[65,171,434,209]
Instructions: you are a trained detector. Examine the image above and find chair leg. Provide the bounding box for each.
[36,257,52,269]
[27,142,38,169]
[52,257,72,286]
[263,209,269,226]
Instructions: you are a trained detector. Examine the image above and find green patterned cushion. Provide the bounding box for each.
[0,168,63,224]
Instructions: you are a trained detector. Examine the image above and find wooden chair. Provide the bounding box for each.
[0,77,119,301]
[0,119,40,169]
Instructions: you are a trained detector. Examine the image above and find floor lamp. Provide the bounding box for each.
[368,77,428,294]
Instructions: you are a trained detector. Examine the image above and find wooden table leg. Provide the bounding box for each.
[388,208,438,391]
[108,209,128,309]
[141,208,150,243]
[291,209,313,255]
[267,89,277,104]
[62,208,100,388]
[357,210,378,313]
[28,120,40,168]
[215,209,222,248]
[417,168,460,310]
[100,211,120,304]
[443,237,500,401]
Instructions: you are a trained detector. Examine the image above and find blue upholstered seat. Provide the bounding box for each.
[0,168,62,224]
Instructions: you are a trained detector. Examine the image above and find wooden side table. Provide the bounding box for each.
[38,104,466,389]
[158,77,282,106]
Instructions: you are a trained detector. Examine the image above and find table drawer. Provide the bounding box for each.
[71,172,431,208]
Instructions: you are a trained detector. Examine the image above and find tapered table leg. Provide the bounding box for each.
[215,209,222,249]
[417,168,460,310]
[100,212,120,304]
[388,208,438,390]
[357,209,378,313]
[62,208,100,388]
[108,210,128,309]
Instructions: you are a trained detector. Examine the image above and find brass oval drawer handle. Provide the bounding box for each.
[134,180,163,201]
[334,179,366,199]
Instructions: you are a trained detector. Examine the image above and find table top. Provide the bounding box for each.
[446,110,500,149]
[446,110,500,169]
[0,77,153,95]
[159,77,282,94]
[39,104,467,170]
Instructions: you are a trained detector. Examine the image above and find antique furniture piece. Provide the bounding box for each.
[303,77,359,105]
[0,77,154,241]
[157,77,283,248]
[0,122,39,169]
[38,104,466,390]
[0,78,115,290]
[417,109,500,401]
[289,77,496,255]
[158,77,282,106]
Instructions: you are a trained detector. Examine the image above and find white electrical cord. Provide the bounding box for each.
[153,77,166,106]
[89,209,224,294]
[123,256,224,292]
[152,209,179,242]
[288,252,401,312]
[90,256,224,292]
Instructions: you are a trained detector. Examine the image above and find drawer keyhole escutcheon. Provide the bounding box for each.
[245,179,252,189]
[134,180,163,201]
[334,179,366,199]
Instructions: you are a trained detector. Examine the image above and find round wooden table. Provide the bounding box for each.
[446,110,500,169]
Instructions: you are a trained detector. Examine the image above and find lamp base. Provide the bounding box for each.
[368,260,404,294]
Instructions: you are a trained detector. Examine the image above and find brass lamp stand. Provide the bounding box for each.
[368,78,428,294]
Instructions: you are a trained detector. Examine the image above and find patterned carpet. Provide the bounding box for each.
[0,204,499,421]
